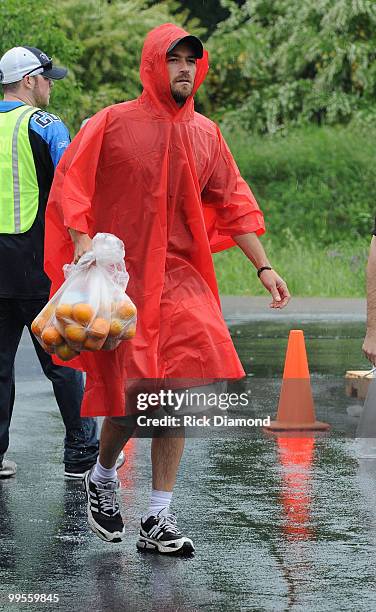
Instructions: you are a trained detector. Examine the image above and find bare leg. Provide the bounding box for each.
[99,416,137,468]
[137,429,195,554]
[151,428,185,491]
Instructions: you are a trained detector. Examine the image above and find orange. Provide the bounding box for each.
[125,323,136,339]
[56,343,79,361]
[65,324,87,344]
[88,317,110,339]
[42,326,64,346]
[83,336,105,351]
[56,303,73,321]
[116,301,136,320]
[41,304,55,320]
[72,303,94,325]
[31,316,46,337]
[108,318,125,337]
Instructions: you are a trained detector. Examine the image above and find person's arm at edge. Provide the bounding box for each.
[233,232,290,309]
[363,236,376,363]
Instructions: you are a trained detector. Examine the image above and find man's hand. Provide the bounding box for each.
[259,269,290,309]
[363,332,376,366]
[232,233,291,308]
[68,228,92,264]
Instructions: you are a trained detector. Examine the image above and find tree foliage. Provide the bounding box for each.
[60,0,194,128]
[0,0,82,129]
[204,0,376,132]
[0,0,200,132]
[2,0,376,134]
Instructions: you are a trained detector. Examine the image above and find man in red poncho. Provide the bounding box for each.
[45,24,290,554]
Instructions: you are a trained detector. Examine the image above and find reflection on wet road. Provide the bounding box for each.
[1,321,375,611]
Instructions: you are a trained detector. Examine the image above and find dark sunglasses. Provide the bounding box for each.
[23,58,53,78]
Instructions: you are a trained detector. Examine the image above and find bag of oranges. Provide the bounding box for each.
[32,233,137,360]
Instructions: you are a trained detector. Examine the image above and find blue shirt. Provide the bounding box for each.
[0,100,70,167]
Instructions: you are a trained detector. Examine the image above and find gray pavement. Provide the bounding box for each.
[220,296,366,324]
[0,303,375,612]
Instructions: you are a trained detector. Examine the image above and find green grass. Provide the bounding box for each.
[213,123,374,296]
[223,124,376,246]
[214,237,369,297]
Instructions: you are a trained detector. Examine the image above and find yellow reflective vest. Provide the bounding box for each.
[0,105,40,233]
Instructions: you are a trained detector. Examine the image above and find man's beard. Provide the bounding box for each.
[171,84,192,105]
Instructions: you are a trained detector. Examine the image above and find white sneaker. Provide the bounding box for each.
[84,468,125,543]
[115,450,125,470]
[137,509,195,555]
[0,459,17,478]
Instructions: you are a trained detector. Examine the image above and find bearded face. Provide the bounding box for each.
[166,41,197,106]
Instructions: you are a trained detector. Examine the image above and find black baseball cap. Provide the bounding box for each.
[167,35,203,59]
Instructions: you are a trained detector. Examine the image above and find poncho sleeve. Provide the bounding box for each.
[44,110,109,292]
[59,110,109,234]
[202,126,265,253]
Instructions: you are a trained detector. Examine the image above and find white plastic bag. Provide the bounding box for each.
[32,233,137,360]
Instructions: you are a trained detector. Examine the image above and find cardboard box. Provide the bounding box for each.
[345,370,374,400]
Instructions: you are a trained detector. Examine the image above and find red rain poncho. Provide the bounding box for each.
[45,23,265,417]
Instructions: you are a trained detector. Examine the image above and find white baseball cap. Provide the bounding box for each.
[0,46,67,85]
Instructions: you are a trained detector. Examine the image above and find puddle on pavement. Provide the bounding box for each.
[206,319,376,611]
[230,319,367,377]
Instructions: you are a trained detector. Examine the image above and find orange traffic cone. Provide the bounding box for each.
[266,329,329,432]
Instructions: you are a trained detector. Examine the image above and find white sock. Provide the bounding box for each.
[143,489,172,521]
[91,459,117,483]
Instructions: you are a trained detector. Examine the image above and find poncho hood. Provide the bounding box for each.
[140,23,209,119]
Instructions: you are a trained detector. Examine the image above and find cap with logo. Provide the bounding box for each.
[0,46,67,85]
[166,35,203,59]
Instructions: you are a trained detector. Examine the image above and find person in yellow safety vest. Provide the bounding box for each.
[0,46,102,479]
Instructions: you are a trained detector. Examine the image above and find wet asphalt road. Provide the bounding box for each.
[1,300,376,612]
